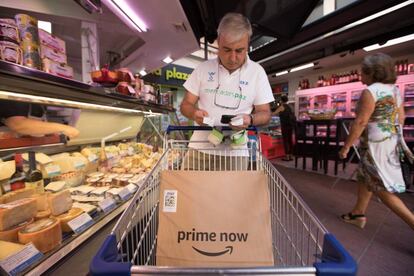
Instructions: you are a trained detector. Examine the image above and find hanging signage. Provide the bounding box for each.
[143,64,193,86]
[272,82,288,94]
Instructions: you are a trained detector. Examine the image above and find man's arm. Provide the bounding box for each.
[231,103,271,130]
[5,116,79,138]
[180,91,209,125]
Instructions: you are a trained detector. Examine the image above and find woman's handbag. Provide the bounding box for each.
[396,125,414,189]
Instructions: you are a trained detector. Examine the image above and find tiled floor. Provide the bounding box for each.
[272,158,414,276]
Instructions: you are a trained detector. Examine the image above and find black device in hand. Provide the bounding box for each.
[220,115,236,124]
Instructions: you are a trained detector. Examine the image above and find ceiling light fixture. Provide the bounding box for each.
[290,63,315,72]
[363,33,414,51]
[163,56,173,64]
[275,70,289,76]
[105,0,147,32]
[139,69,147,76]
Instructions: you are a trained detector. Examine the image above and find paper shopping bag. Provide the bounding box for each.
[156,170,274,267]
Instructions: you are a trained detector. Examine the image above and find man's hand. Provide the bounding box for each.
[193,109,209,125]
[230,114,251,130]
[62,125,80,139]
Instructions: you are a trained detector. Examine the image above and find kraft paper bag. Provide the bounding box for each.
[156,170,274,267]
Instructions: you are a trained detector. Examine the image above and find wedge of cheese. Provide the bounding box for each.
[0,240,26,260]
[30,192,49,211]
[0,198,37,231]
[0,187,36,204]
[18,217,62,253]
[47,190,73,216]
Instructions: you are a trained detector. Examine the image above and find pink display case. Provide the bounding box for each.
[295,74,414,139]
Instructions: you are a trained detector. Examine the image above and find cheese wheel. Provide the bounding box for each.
[48,190,72,216]
[18,218,61,253]
[53,207,83,232]
[0,240,26,260]
[0,198,37,231]
[0,218,34,242]
[35,209,51,220]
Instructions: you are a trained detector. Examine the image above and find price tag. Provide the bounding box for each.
[98,197,117,213]
[128,147,134,155]
[74,160,86,169]
[67,213,94,234]
[126,183,138,193]
[0,244,43,276]
[118,187,132,201]
[88,154,98,163]
[45,164,61,177]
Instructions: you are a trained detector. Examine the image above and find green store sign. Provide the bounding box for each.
[144,64,193,86]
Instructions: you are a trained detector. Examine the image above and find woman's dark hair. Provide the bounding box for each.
[281,95,288,103]
[361,53,396,84]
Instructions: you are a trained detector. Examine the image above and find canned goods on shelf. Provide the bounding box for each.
[18,25,40,45]
[0,40,23,65]
[23,50,41,69]
[14,14,37,28]
[0,21,20,44]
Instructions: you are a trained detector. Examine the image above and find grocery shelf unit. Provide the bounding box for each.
[295,74,414,140]
[0,60,174,275]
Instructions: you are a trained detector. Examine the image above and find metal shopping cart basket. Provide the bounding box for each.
[90,126,356,275]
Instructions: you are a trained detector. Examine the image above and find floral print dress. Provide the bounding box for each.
[356,82,406,193]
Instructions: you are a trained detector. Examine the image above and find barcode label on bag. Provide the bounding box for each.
[163,190,177,212]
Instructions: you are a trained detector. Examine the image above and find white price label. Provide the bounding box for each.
[127,147,134,155]
[74,160,86,169]
[118,187,131,201]
[98,197,116,213]
[45,164,61,177]
[67,213,94,234]
[107,153,114,159]
[0,244,43,276]
[88,154,98,163]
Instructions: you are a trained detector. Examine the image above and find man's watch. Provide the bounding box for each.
[249,114,254,126]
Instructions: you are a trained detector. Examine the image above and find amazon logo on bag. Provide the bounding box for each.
[177,228,249,257]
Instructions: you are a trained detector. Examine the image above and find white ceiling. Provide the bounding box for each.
[0,0,200,75]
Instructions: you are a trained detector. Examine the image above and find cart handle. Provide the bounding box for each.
[166,125,258,134]
[314,233,357,276]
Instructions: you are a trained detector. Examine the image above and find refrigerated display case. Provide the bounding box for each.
[295,74,414,140]
[0,61,175,276]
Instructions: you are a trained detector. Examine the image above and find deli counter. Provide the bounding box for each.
[0,60,174,275]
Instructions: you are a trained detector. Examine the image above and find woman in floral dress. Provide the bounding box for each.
[339,53,414,230]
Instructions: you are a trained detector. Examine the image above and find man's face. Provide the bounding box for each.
[217,33,249,72]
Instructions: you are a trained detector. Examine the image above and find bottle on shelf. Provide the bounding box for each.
[25,151,44,193]
[9,153,26,191]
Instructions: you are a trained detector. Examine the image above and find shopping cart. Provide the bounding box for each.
[90,126,356,275]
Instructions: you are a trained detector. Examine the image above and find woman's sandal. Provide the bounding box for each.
[340,213,367,229]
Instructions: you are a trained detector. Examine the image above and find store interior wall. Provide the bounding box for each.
[270,51,414,101]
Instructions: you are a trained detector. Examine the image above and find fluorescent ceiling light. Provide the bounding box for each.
[363,33,414,51]
[290,63,314,72]
[0,91,143,114]
[38,20,52,33]
[139,70,147,76]
[275,70,289,76]
[108,0,147,32]
[163,56,173,64]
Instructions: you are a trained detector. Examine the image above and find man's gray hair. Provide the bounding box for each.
[217,12,252,42]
